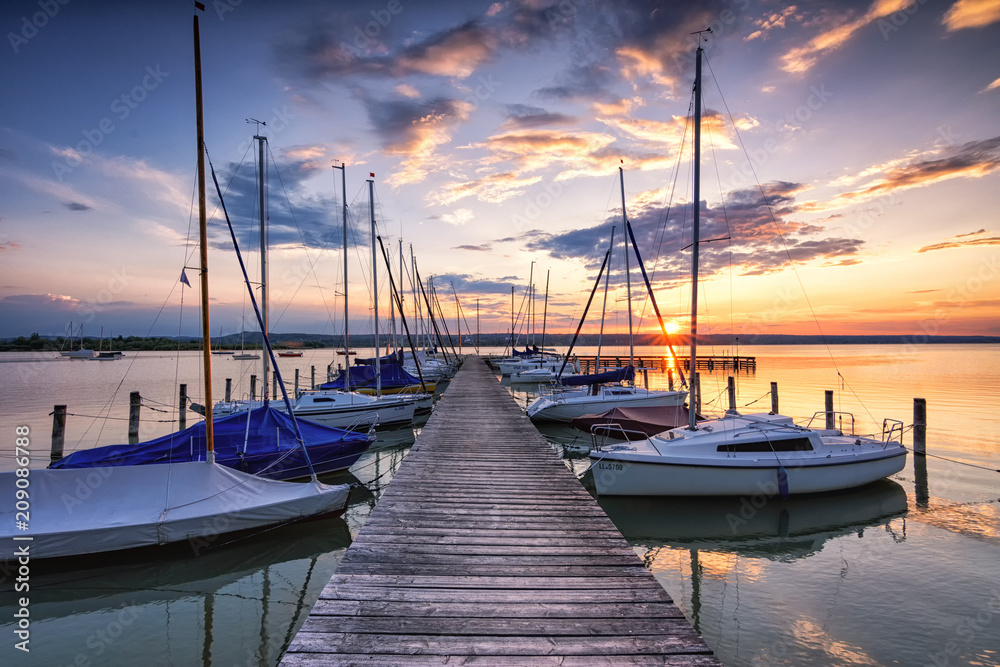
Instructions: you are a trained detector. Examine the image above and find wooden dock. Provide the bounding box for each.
[281,356,719,665]
[579,355,756,374]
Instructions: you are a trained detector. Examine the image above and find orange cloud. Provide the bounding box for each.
[780,0,911,73]
[917,236,1000,253]
[943,0,1000,30]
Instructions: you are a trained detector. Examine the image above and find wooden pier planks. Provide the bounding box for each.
[281,356,720,666]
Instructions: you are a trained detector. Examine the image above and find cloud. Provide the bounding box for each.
[359,95,473,185]
[814,136,1000,210]
[210,146,345,253]
[745,6,799,41]
[429,172,543,206]
[523,180,865,283]
[501,104,577,130]
[917,236,1000,253]
[943,0,1000,30]
[780,0,912,73]
[64,201,93,212]
[441,208,474,226]
[0,241,23,252]
[983,76,1000,93]
[453,244,493,252]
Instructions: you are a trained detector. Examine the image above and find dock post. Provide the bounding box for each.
[668,369,674,391]
[825,390,834,430]
[250,375,257,401]
[225,378,232,402]
[726,376,737,415]
[913,398,926,455]
[273,374,277,400]
[311,365,315,389]
[770,382,779,414]
[50,404,66,463]
[642,368,648,389]
[294,368,300,396]
[179,383,187,430]
[128,391,141,444]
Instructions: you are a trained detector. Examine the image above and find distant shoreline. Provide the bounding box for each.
[2,332,997,352]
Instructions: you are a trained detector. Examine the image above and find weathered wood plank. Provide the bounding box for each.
[309,600,687,619]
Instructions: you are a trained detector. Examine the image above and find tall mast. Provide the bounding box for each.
[368,177,380,395]
[256,133,268,398]
[193,12,213,457]
[333,162,349,391]
[689,42,704,430]
[619,166,634,371]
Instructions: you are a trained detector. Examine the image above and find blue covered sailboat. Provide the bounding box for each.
[50,405,372,481]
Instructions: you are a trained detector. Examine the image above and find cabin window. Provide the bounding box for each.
[312,397,333,403]
[717,437,813,453]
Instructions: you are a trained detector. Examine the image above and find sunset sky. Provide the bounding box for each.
[1,0,998,342]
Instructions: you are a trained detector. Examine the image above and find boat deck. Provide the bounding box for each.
[280,356,719,665]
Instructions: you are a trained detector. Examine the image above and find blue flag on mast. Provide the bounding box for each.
[180,269,191,287]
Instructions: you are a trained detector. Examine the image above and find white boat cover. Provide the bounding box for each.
[1,461,349,560]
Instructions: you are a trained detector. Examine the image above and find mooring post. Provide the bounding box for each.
[667,369,674,391]
[225,378,232,402]
[913,397,926,455]
[311,365,316,389]
[642,368,649,389]
[272,374,277,400]
[179,383,187,430]
[726,376,737,415]
[50,404,66,463]
[128,391,141,444]
[770,381,779,414]
[250,374,257,401]
[294,368,300,396]
[825,390,834,430]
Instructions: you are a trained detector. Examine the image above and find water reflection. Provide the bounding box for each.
[0,518,352,666]
[599,480,909,561]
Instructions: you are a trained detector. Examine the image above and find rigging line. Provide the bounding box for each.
[703,52,841,379]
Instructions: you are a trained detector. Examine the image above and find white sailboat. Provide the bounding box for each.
[525,168,687,423]
[0,11,351,563]
[589,38,907,497]
[60,322,95,358]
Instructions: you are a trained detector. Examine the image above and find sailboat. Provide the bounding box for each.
[0,11,353,563]
[589,38,907,496]
[215,168,426,430]
[525,168,687,423]
[60,322,95,358]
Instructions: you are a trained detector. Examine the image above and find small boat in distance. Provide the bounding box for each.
[232,351,260,360]
[277,350,303,357]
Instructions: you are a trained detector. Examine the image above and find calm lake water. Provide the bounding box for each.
[1,344,998,666]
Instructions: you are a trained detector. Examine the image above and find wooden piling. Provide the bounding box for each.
[913,398,926,455]
[726,376,737,414]
[311,365,315,390]
[825,390,834,430]
[294,368,300,395]
[50,404,66,463]
[667,369,674,391]
[770,381,779,414]
[225,378,232,402]
[128,391,141,444]
[179,383,187,430]
[250,375,257,401]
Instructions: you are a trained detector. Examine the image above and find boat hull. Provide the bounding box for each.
[527,388,687,424]
[590,449,908,496]
[0,462,351,561]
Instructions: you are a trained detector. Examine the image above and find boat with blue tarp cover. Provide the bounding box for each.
[50,405,372,481]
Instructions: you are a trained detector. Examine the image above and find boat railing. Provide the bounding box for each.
[882,418,904,444]
[806,411,857,435]
[588,423,650,449]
